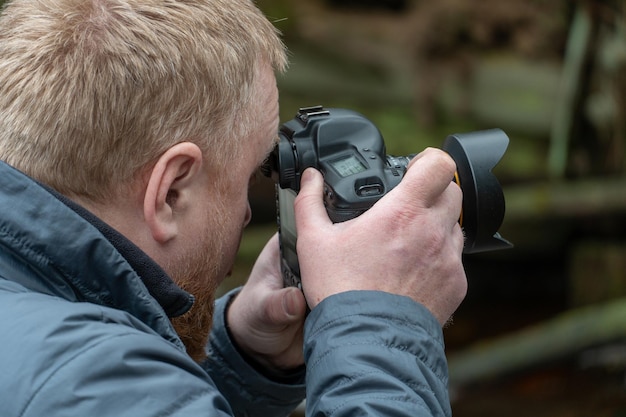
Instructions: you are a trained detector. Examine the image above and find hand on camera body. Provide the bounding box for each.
[225,147,466,375]
[295,147,467,326]
[227,234,307,372]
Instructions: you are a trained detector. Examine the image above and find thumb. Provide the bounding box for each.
[294,168,331,232]
[264,287,307,325]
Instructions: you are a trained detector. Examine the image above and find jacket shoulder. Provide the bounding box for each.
[0,288,232,417]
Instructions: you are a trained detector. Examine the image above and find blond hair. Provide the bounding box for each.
[0,0,287,201]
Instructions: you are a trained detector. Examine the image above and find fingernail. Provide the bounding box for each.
[300,168,313,185]
[301,167,320,186]
[282,289,298,317]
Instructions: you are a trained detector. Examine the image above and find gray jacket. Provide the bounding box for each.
[0,161,451,416]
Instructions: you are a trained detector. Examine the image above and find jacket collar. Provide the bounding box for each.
[0,161,193,342]
[43,186,194,318]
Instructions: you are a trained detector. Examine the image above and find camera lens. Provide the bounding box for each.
[443,129,512,253]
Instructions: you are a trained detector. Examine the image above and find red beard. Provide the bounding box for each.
[168,228,224,362]
[170,287,216,362]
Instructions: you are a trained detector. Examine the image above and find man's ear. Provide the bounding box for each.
[143,142,204,244]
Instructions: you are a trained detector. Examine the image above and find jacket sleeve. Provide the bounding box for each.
[304,290,452,417]
[203,288,306,417]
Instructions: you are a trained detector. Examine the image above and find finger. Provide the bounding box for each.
[440,179,464,226]
[246,233,281,288]
[258,233,280,264]
[294,168,332,233]
[282,287,307,319]
[263,233,281,267]
[399,148,457,208]
[452,222,465,253]
[263,286,307,325]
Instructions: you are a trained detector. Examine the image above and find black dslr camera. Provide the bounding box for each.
[263,106,512,289]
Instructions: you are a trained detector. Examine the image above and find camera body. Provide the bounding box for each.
[274,106,411,222]
[263,106,512,289]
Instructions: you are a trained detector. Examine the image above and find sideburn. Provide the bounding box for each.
[168,189,231,362]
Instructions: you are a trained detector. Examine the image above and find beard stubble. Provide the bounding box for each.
[169,207,229,362]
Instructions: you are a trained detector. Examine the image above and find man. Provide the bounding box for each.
[0,0,466,416]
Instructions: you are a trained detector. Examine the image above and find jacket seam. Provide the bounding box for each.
[0,225,117,308]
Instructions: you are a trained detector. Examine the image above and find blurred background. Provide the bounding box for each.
[1,0,621,414]
[222,1,626,416]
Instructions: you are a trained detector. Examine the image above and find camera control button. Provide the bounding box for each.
[356,184,383,197]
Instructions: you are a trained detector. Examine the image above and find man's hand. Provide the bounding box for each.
[226,234,307,372]
[294,148,467,326]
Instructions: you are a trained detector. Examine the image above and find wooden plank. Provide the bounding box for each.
[448,297,626,386]
[503,177,626,221]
